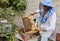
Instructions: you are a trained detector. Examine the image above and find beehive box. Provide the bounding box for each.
[21,15,40,41]
[22,15,40,36]
[22,16,32,32]
[56,33,60,41]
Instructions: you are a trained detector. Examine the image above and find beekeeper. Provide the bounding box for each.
[30,0,56,41]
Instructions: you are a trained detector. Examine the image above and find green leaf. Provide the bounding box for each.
[1,0,9,4]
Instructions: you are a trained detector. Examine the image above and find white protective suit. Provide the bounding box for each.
[35,0,56,41]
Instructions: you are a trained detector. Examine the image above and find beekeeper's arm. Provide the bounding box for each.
[45,12,56,31]
[30,9,40,15]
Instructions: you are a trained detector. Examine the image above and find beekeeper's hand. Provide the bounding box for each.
[37,28,47,32]
[41,28,47,32]
[37,28,42,31]
[30,12,35,16]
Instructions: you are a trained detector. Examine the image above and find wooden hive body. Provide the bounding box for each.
[22,15,40,35]
[22,15,36,32]
[56,33,60,41]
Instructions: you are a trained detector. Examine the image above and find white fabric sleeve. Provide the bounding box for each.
[36,9,40,13]
[33,9,40,14]
[46,12,56,31]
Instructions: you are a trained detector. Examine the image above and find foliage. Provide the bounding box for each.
[0,0,27,41]
[0,0,27,17]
